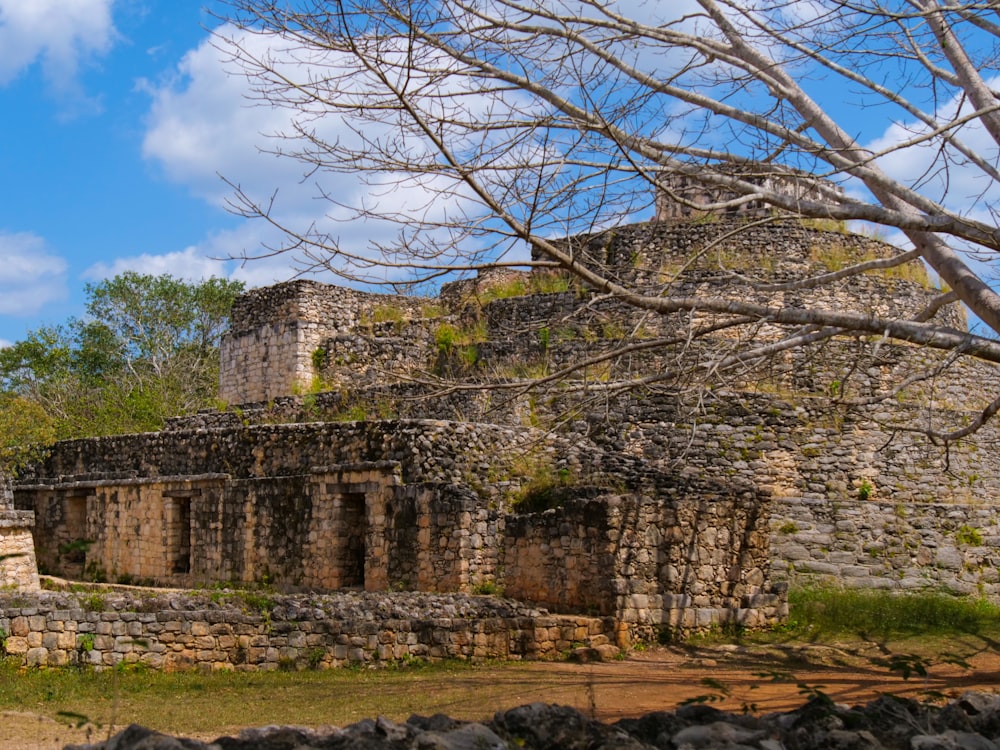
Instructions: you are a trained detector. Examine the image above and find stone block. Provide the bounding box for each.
[25,647,47,667]
[3,636,27,654]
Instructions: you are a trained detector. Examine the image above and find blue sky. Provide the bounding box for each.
[0,0,309,346]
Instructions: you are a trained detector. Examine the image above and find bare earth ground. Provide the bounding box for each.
[3,641,999,750]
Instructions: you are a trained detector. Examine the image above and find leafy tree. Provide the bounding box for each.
[0,273,244,439]
[0,395,57,476]
[219,0,1000,439]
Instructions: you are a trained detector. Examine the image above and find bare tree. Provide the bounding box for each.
[217,0,1000,439]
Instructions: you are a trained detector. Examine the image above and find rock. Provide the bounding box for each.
[568,647,602,662]
[911,731,1000,750]
[959,693,1000,716]
[65,724,211,750]
[416,723,507,750]
[671,720,766,748]
[492,703,647,750]
[595,644,622,661]
[63,694,1000,750]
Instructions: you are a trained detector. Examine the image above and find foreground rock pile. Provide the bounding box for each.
[69,692,1000,750]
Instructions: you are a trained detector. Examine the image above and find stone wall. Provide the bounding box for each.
[204,220,995,513]
[0,591,619,670]
[17,419,568,490]
[574,390,1000,506]
[182,377,1000,510]
[220,282,434,404]
[653,168,846,221]
[14,415,780,632]
[505,484,782,633]
[218,221,965,413]
[14,215,999,655]
[0,512,39,591]
[0,476,39,592]
[771,496,1000,596]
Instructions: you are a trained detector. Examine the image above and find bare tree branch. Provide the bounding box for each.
[216,0,1000,435]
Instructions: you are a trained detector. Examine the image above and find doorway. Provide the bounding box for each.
[339,493,366,588]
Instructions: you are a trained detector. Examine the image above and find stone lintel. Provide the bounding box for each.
[15,474,231,492]
[0,510,35,529]
[311,461,402,476]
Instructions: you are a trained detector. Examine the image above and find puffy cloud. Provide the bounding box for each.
[82,246,231,284]
[0,0,116,89]
[866,77,1000,219]
[0,231,68,315]
[141,26,494,285]
[141,30,302,204]
[80,222,342,293]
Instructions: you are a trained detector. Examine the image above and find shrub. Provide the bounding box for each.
[857,479,874,501]
[471,581,503,596]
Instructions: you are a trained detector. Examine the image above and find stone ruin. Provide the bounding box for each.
[0,474,40,591]
[8,211,1000,640]
[653,165,846,220]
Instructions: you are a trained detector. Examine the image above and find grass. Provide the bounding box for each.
[776,587,1000,641]
[0,658,524,738]
[808,241,930,287]
[476,271,572,305]
[5,587,1000,739]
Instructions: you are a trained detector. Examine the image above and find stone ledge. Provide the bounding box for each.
[0,510,35,529]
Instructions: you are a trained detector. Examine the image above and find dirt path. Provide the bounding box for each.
[4,642,999,750]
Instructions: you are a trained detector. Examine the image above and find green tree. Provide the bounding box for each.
[0,273,244,439]
[0,394,57,475]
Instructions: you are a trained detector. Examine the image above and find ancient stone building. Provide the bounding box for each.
[0,476,39,591]
[13,214,1000,637]
[653,166,846,220]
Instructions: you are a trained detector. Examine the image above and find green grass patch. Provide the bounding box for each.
[0,657,512,738]
[784,587,1000,640]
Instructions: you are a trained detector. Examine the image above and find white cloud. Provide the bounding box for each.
[865,77,1000,218]
[141,26,499,286]
[82,246,231,284]
[141,31,303,205]
[0,0,116,90]
[0,232,68,315]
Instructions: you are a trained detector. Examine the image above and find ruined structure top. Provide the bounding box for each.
[653,165,846,220]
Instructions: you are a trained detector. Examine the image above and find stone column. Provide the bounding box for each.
[0,474,41,591]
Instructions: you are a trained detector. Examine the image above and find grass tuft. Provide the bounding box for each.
[786,587,1000,639]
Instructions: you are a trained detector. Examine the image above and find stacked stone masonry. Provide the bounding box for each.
[653,167,847,221]
[0,591,620,670]
[206,219,1000,600]
[0,477,39,592]
[11,216,1000,668]
[771,497,1000,596]
[0,511,39,592]
[14,420,785,636]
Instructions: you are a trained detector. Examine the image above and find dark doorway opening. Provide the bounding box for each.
[169,497,192,574]
[340,493,366,588]
[64,495,88,543]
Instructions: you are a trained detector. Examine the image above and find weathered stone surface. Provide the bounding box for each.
[63,693,1000,750]
[0,590,615,671]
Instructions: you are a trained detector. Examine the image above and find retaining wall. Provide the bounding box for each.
[0,591,618,670]
[220,282,434,404]
[505,488,782,632]
[771,496,1000,596]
